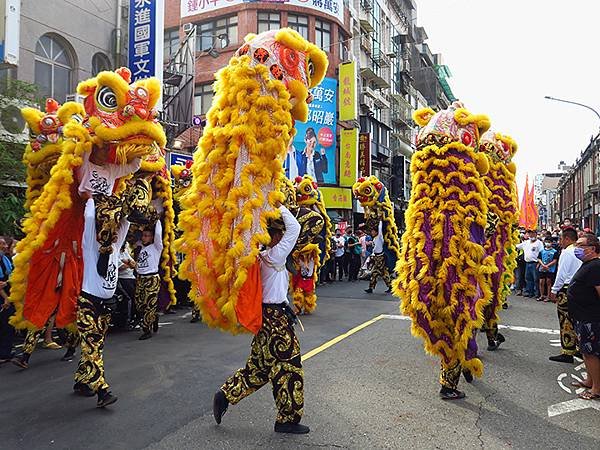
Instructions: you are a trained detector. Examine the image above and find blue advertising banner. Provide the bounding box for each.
[284,77,337,185]
[128,0,163,82]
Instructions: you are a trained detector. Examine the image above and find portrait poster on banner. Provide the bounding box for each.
[284,77,338,185]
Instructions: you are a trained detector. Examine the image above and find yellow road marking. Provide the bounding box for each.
[302,314,385,362]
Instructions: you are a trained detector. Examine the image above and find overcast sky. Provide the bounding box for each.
[415,0,600,195]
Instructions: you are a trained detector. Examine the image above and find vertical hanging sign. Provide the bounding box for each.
[338,61,356,121]
[128,0,164,95]
[339,128,358,187]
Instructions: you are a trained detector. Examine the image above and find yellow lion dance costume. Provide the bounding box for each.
[290,174,332,314]
[9,67,165,331]
[177,29,327,334]
[393,102,496,398]
[479,130,519,350]
[352,175,401,271]
[21,98,86,210]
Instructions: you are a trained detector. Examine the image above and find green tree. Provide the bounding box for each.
[0,78,41,238]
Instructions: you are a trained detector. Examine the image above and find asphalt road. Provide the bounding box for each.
[1,281,598,450]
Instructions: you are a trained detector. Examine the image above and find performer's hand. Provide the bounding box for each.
[548,292,557,303]
[1,301,9,311]
[0,281,6,288]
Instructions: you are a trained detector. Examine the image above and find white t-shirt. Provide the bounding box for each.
[77,151,141,196]
[373,221,384,254]
[82,199,130,299]
[259,206,300,304]
[516,239,544,263]
[334,236,345,257]
[136,221,163,275]
[119,247,136,280]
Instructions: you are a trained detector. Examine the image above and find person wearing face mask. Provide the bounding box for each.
[516,230,544,298]
[537,239,558,302]
[548,227,582,363]
[566,234,600,399]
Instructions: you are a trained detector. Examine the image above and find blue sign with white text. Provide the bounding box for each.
[169,152,193,168]
[128,0,157,81]
[284,77,338,185]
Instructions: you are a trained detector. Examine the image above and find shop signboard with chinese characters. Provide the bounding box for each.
[181,0,343,24]
[320,186,352,209]
[338,61,356,121]
[128,0,164,89]
[358,132,370,177]
[285,77,337,185]
[339,128,358,187]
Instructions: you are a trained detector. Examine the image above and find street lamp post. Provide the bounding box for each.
[544,96,600,123]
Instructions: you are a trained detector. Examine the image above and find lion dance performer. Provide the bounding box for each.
[352,176,400,293]
[12,99,85,369]
[393,103,496,400]
[290,175,331,314]
[177,29,327,433]
[479,130,519,351]
[10,67,166,407]
[129,147,177,340]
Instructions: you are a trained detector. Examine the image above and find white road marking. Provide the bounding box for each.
[180,312,192,319]
[548,398,600,417]
[381,314,560,334]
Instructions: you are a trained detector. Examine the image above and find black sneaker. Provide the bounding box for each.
[274,422,310,434]
[487,340,499,351]
[139,331,152,341]
[549,354,574,363]
[364,288,373,294]
[97,389,118,408]
[73,382,96,397]
[497,333,506,343]
[439,386,466,400]
[190,317,200,323]
[213,390,229,424]
[61,348,76,361]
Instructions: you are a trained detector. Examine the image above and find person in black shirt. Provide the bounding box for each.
[567,233,600,400]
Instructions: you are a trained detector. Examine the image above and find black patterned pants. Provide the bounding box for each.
[557,290,577,355]
[440,360,461,390]
[221,305,304,424]
[134,274,161,333]
[22,327,80,356]
[369,253,392,290]
[74,295,111,392]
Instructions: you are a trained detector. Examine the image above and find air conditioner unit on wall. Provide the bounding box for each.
[0,96,34,145]
[183,23,195,33]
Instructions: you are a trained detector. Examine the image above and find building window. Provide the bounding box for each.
[287,14,308,39]
[257,12,280,33]
[315,19,331,51]
[194,83,213,115]
[338,27,348,60]
[92,53,111,74]
[34,34,73,102]
[197,16,238,52]
[164,28,180,60]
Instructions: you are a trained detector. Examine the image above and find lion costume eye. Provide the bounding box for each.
[307,59,315,80]
[96,86,118,112]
